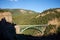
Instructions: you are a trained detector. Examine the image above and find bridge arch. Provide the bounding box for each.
[21,27,43,36]
[21,27,42,33]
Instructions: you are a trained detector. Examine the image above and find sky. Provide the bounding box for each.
[0,0,60,12]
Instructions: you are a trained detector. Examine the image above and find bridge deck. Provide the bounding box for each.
[18,24,48,26]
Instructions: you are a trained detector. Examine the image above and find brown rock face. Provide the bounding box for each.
[15,25,20,34]
[47,18,60,34]
[0,12,12,23]
[48,18,60,26]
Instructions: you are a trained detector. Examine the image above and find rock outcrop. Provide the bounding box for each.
[0,12,12,23]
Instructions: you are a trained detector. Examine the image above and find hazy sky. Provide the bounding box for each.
[0,0,60,12]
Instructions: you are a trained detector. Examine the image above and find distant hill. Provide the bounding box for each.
[11,9,39,25]
[0,9,39,25]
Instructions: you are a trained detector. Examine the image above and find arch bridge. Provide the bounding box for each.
[18,24,48,34]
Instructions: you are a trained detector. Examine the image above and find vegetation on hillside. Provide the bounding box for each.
[31,8,60,25]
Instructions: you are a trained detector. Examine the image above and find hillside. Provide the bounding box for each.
[30,8,60,35]
[31,8,60,24]
[12,9,39,25]
[0,9,39,25]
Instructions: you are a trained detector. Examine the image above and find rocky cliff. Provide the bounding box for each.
[0,12,12,23]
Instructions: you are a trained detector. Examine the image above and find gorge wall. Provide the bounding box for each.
[0,12,12,23]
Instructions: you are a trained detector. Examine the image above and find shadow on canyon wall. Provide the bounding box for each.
[0,18,60,40]
[0,18,16,40]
